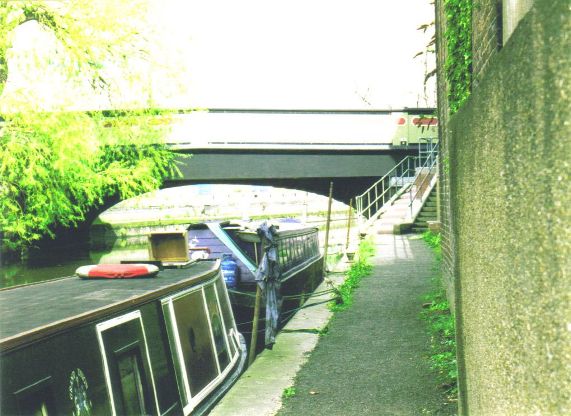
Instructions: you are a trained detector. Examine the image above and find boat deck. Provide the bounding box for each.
[0,260,218,349]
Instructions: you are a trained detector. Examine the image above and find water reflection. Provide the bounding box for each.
[1,244,149,289]
[1,250,91,289]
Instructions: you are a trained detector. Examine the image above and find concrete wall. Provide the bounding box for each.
[445,1,571,414]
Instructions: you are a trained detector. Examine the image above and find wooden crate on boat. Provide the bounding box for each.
[148,231,190,265]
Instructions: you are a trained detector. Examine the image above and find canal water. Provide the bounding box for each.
[1,185,357,289]
[1,219,353,289]
[1,234,160,289]
[1,243,92,289]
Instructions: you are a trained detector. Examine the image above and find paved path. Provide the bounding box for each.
[209,268,347,416]
[211,234,455,416]
[277,234,455,416]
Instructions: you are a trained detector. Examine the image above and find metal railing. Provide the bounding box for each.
[408,140,439,216]
[355,156,416,226]
[355,140,439,228]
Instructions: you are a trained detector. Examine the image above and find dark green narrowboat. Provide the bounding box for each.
[0,260,247,415]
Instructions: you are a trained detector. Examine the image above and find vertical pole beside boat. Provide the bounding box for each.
[323,181,334,273]
[346,198,353,251]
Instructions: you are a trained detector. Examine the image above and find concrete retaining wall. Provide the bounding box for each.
[447,1,571,414]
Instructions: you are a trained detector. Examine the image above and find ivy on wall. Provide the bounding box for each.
[444,0,473,113]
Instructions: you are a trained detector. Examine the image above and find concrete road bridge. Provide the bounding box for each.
[159,108,438,204]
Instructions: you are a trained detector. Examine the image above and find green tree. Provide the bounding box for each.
[0,1,181,252]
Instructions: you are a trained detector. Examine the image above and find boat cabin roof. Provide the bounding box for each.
[0,260,218,351]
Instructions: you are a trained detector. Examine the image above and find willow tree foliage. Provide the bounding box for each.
[0,1,181,251]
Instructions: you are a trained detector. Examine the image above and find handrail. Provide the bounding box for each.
[358,155,413,197]
[409,142,439,215]
[355,155,417,225]
[355,140,439,230]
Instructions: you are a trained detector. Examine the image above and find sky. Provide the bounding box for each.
[1,0,436,111]
[150,0,436,109]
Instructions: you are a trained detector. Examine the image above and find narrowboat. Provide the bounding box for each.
[0,259,247,416]
[183,221,324,346]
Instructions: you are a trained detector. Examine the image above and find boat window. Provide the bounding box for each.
[205,285,231,370]
[274,230,320,276]
[162,277,240,414]
[117,348,148,416]
[161,302,189,405]
[96,311,158,416]
[14,377,55,416]
[215,278,239,358]
[172,290,218,396]
[278,241,285,269]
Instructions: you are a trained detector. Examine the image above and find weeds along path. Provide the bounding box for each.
[277,234,456,416]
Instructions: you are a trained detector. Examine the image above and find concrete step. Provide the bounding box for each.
[376,223,397,234]
[379,209,407,217]
[417,215,436,222]
[421,206,437,212]
[419,212,436,218]
[411,226,428,233]
[392,199,412,207]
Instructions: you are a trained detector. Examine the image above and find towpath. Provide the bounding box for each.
[211,234,456,416]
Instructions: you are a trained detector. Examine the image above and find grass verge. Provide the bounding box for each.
[421,231,458,403]
[329,238,375,311]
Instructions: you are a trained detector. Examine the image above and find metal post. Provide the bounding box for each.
[356,196,363,227]
[323,181,334,273]
[367,192,371,219]
[345,198,353,251]
[436,166,441,222]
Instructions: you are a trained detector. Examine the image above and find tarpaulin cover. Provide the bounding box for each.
[255,222,282,347]
[206,222,257,273]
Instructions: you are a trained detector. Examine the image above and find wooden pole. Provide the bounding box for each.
[248,238,263,366]
[345,198,353,251]
[248,285,262,366]
[323,181,334,272]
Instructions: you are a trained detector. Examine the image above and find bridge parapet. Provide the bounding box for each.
[163,108,437,151]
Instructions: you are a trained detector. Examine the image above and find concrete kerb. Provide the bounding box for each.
[209,271,347,416]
